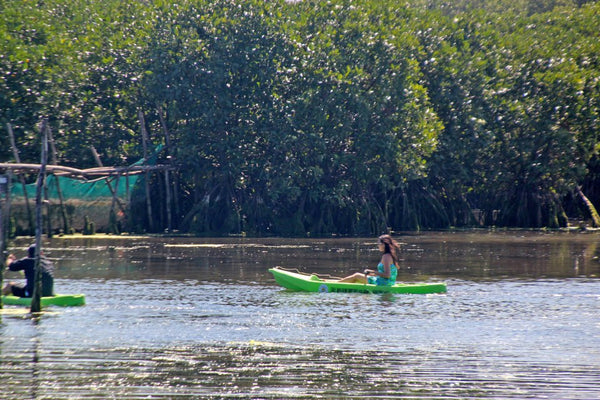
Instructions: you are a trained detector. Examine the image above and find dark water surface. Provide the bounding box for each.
[1,232,599,399]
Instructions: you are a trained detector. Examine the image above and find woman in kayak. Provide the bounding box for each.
[338,234,400,285]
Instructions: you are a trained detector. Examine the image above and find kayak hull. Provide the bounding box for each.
[2,294,86,307]
[269,267,446,294]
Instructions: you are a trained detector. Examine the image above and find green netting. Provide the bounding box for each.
[11,174,139,200]
[6,145,163,233]
[9,145,162,200]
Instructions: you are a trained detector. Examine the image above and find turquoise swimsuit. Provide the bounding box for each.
[367,262,397,286]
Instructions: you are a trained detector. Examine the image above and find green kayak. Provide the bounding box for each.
[269,267,446,294]
[1,294,86,307]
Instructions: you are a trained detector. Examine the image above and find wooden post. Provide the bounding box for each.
[110,174,119,217]
[125,171,131,232]
[0,173,8,309]
[110,173,120,234]
[165,169,172,232]
[6,170,12,236]
[125,172,130,203]
[43,172,52,238]
[7,123,34,234]
[46,126,69,234]
[158,105,178,229]
[138,111,154,232]
[0,200,3,309]
[90,146,127,215]
[31,120,49,313]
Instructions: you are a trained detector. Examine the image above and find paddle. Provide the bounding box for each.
[363,269,380,294]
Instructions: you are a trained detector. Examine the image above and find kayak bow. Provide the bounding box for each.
[269,267,446,294]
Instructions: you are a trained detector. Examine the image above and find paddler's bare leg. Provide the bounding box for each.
[337,272,368,284]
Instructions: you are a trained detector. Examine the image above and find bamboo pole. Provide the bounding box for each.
[0,174,7,309]
[110,173,120,233]
[138,111,154,232]
[158,105,176,231]
[7,123,34,233]
[165,169,172,232]
[126,173,130,203]
[31,121,49,313]
[90,145,103,167]
[6,170,12,235]
[43,170,52,238]
[47,126,69,234]
[0,162,172,176]
[90,146,127,215]
[0,208,3,309]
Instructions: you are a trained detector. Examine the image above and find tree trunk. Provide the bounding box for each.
[577,186,600,227]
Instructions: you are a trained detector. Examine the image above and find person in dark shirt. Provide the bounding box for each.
[2,244,54,297]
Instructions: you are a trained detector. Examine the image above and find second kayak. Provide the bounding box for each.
[269,267,446,294]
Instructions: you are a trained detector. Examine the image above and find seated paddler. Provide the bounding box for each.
[2,244,55,298]
[338,234,400,285]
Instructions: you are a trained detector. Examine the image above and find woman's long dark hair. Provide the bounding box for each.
[378,234,400,265]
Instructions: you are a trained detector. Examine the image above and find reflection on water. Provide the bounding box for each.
[4,342,599,399]
[1,232,599,399]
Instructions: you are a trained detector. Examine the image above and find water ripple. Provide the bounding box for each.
[2,235,600,399]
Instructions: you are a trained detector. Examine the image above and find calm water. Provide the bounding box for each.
[1,232,599,399]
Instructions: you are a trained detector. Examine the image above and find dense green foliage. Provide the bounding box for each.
[1,0,599,235]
